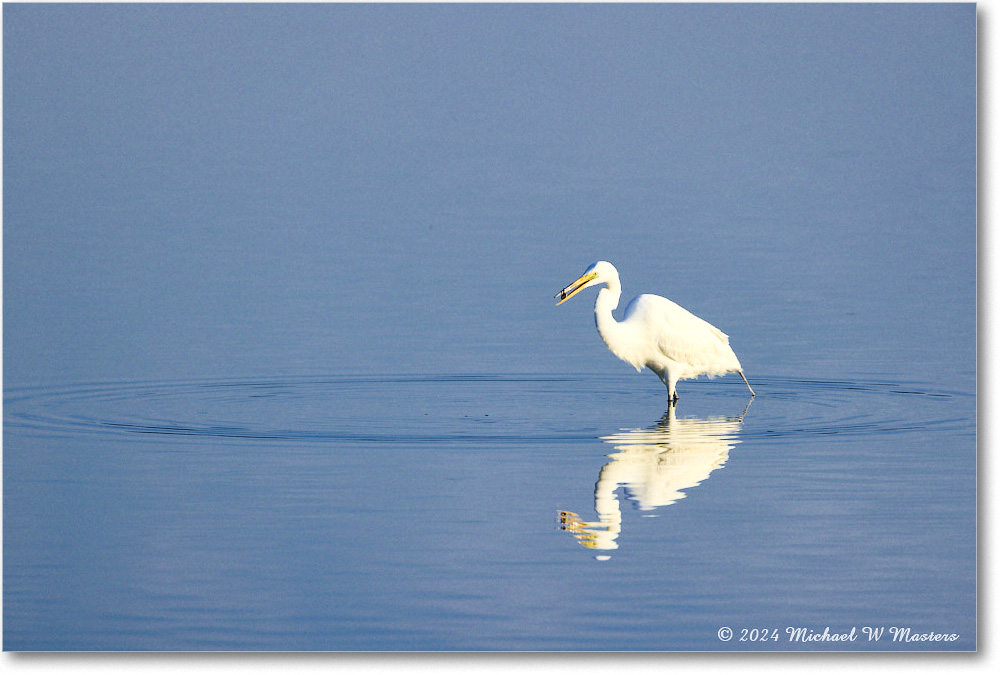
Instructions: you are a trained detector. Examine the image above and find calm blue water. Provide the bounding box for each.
[3,3,976,651]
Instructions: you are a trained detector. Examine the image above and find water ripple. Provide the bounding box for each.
[3,374,971,445]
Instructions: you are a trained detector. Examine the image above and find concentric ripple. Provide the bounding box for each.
[2,374,972,445]
[735,376,972,442]
[4,375,609,445]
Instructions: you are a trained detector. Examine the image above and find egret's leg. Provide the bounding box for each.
[738,371,755,397]
[655,369,679,404]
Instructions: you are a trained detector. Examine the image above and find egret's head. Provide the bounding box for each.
[555,261,618,305]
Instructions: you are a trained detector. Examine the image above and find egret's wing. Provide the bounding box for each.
[623,294,739,371]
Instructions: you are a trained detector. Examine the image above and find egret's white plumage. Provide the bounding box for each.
[556,261,754,402]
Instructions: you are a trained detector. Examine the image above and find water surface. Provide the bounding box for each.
[3,373,975,650]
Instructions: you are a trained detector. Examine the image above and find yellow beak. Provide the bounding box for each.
[555,271,598,305]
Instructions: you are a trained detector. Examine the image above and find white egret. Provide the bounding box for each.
[556,261,754,403]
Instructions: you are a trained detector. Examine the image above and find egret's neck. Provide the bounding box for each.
[594,284,623,347]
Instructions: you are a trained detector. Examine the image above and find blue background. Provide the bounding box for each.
[3,3,976,651]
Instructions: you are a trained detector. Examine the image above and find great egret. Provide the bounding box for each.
[556,261,754,402]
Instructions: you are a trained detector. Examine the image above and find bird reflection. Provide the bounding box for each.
[559,402,748,555]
